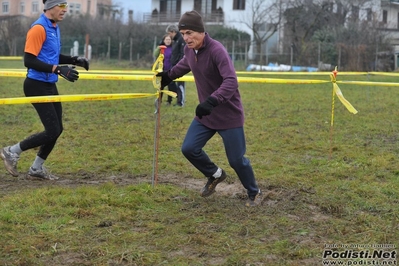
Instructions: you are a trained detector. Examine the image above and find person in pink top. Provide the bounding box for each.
[157,10,262,206]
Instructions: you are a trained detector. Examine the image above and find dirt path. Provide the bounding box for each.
[0,172,250,199]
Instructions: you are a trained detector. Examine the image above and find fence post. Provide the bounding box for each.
[290,43,294,67]
[245,42,248,67]
[85,34,89,59]
[318,42,321,68]
[130,38,133,62]
[107,36,111,60]
[118,42,122,61]
[232,40,235,67]
[375,42,378,71]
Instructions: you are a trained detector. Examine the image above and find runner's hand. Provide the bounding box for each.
[54,65,79,82]
[72,56,89,70]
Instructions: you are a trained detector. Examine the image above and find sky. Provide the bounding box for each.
[114,0,152,22]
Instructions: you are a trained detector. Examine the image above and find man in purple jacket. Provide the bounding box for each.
[157,10,262,206]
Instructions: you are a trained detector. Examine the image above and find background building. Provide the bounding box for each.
[0,0,114,18]
[147,0,399,67]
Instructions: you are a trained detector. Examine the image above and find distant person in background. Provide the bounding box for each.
[157,11,262,206]
[166,24,186,107]
[1,0,89,180]
[153,34,174,105]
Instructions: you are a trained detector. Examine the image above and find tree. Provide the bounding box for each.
[282,0,389,70]
[237,0,285,64]
[0,16,28,56]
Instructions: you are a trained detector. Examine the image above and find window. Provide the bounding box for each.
[233,0,245,10]
[194,0,216,14]
[75,4,81,14]
[160,0,181,13]
[323,2,333,12]
[336,2,342,15]
[383,10,387,24]
[2,2,9,14]
[20,2,25,14]
[32,1,39,13]
[68,3,81,15]
[254,22,266,32]
[351,5,359,21]
[367,8,372,21]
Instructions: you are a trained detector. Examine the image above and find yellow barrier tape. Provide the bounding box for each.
[237,77,329,84]
[0,56,22,60]
[0,71,26,78]
[4,69,399,86]
[338,81,399,87]
[0,93,159,105]
[330,67,358,114]
[1,68,158,74]
[0,68,375,78]
[236,71,370,76]
[152,46,165,89]
[0,70,190,82]
[368,72,399,77]
[150,45,177,99]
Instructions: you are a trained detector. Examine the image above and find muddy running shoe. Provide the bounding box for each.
[200,170,227,197]
[0,146,20,177]
[27,166,59,181]
[245,189,263,207]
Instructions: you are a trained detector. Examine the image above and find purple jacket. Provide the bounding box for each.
[169,33,244,130]
[163,45,173,70]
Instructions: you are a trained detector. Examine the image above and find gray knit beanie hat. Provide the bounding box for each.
[43,0,67,10]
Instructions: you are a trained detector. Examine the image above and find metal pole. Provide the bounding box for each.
[318,42,321,68]
[290,44,293,67]
[232,40,235,67]
[107,36,111,60]
[130,38,133,62]
[151,96,161,187]
[85,34,89,59]
[118,42,122,61]
[375,40,378,71]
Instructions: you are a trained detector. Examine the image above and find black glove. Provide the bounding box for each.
[156,71,173,89]
[72,56,89,71]
[54,65,79,82]
[196,96,218,119]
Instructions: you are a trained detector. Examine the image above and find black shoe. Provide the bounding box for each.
[200,170,227,197]
[245,189,263,207]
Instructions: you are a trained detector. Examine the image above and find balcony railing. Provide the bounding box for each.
[382,0,399,5]
[144,12,224,25]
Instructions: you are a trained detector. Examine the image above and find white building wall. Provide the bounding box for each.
[153,0,280,59]
[150,0,399,61]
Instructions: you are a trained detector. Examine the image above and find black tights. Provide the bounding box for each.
[19,78,63,160]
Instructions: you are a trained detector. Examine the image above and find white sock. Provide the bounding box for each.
[9,143,22,154]
[212,167,222,178]
[31,156,45,170]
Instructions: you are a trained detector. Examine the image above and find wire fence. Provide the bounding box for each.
[0,36,395,72]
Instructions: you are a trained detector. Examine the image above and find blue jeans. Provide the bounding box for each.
[181,119,259,196]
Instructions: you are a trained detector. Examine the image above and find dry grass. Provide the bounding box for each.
[0,61,398,265]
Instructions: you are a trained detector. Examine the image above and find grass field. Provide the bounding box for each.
[0,60,398,265]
